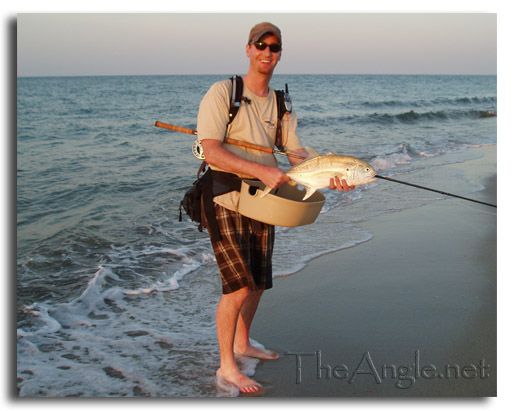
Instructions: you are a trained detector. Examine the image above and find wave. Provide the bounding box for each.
[360,96,496,109]
[298,108,497,128]
[374,109,497,123]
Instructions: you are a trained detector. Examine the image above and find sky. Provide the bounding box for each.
[16,12,497,77]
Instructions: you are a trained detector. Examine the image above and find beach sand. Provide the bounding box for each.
[251,145,497,397]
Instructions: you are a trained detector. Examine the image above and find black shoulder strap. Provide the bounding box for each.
[228,75,244,126]
[274,84,292,152]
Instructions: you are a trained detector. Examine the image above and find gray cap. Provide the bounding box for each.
[248,22,282,44]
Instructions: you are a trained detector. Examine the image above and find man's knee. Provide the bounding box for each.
[221,286,250,306]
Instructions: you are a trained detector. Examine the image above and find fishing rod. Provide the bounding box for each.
[154,121,306,160]
[155,120,497,208]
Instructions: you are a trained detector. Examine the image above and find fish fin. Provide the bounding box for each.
[326,151,335,155]
[304,146,320,159]
[259,186,273,198]
[302,186,317,201]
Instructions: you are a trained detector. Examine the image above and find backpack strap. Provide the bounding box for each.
[274,84,292,152]
[228,75,245,126]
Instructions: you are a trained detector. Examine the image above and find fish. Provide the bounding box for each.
[261,148,378,200]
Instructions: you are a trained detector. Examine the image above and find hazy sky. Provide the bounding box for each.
[17,13,497,77]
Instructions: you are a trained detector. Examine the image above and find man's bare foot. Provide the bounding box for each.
[234,344,280,360]
[216,368,262,393]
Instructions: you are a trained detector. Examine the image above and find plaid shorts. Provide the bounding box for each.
[209,203,274,294]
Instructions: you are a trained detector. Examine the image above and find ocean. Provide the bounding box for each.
[17,74,497,397]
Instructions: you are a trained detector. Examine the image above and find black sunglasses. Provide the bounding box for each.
[249,41,282,53]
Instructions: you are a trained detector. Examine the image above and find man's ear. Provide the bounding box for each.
[246,43,251,58]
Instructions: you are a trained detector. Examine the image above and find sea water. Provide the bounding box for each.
[17,74,496,396]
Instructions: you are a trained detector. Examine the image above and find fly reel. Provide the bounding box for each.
[192,139,205,160]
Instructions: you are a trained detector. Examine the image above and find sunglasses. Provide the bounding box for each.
[249,41,282,53]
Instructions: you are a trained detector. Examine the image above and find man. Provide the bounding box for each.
[196,22,352,394]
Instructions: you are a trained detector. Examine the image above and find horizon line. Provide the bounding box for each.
[17,73,498,79]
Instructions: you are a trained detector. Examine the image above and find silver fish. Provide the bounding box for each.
[262,149,378,200]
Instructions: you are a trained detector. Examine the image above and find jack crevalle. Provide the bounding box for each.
[261,149,378,200]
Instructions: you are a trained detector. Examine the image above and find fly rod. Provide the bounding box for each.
[155,120,497,208]
[154,121,306,159]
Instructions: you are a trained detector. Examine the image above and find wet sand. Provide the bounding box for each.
[251,145,497,397]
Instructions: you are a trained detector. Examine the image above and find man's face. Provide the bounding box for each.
[246,34,282,76]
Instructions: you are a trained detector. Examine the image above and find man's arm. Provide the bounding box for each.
[203,140,354,192]
[287,148,308,167]
[201,139,290,189]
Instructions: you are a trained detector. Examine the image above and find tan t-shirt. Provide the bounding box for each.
[196,79,303,211]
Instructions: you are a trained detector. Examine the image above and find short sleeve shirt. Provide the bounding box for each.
[196,79,303,210]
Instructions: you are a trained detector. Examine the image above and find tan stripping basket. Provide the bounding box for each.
[238,180,325,227]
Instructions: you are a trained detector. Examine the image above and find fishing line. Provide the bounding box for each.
[451,196,498,216]
[375,175,497,208]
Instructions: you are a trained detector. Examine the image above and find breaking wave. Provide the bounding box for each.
[299,108,497,128]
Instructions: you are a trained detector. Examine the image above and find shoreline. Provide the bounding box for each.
[251,145,497,397]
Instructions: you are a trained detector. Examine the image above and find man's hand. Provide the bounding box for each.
[259,166,290,189]
[329,177,355,192]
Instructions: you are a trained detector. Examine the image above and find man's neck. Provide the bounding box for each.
[242,73,272,97]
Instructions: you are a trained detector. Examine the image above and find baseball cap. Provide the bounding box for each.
[248,22,282,44]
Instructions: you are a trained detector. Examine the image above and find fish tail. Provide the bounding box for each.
[259,186,273,198]
[302,186,317,201]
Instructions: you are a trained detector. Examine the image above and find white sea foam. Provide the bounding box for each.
[17,255,222,397]
[17,305,62,338]
[371,153,412,171]
[215,339,266,397]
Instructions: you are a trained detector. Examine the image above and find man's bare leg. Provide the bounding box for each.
[216,286,262,393]
[234,289,279,360]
